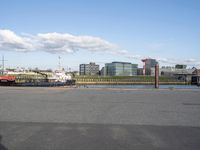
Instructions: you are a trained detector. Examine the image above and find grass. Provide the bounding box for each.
[73,75,182,82]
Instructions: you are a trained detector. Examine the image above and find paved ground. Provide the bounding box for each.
[0,87,200,150]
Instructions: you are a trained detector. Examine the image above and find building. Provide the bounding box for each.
[142,59,158,75]
[104,62,138,76]
[175,64,187,69]
[159,65,196,82]
[191,69,200,85]
[137,68,143,75]
[79,62,99,76]
[159,66,176,77]
[192,69,200,76]
[132,64,138,75]
[100,67,105,76]
[150,67,156,76]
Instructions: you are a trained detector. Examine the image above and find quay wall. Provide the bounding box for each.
[76,81,188,85]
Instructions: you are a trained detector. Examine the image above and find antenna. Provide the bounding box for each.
[58,56,61,70]
[0,55,8,75]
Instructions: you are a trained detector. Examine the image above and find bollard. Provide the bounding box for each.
[155,64,159,88]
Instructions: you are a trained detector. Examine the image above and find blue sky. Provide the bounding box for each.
[0,0,200,70]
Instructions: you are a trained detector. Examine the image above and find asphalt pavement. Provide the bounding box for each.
[0,87,200,150]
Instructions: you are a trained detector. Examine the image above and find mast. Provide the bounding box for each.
[58,56,61,70]
[0,55,7,75]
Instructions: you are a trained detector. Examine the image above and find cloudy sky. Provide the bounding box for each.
[0,0,200,70]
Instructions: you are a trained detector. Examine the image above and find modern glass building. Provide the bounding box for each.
[132,64,138,75]
[104,62,138,76]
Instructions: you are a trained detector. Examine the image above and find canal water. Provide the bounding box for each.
[78,85,200,89]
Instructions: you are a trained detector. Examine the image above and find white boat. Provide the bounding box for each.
[50,70,72,83]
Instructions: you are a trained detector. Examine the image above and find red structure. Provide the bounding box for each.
[0,76,16,81]
[0,76,16,86]
[142,59,147,75]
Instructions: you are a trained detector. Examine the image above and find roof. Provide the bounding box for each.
[192,69,200,76]
[112,61,132,64]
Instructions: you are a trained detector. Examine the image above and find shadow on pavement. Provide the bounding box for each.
[0,135,8,150]
[0,122,200,150]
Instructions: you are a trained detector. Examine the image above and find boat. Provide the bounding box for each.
[0,70,76,87]
[0,76,16,86]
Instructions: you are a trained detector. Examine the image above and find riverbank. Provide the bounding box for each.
[76,81,188,85]
[77,84,200,90]
[74,75,191,85]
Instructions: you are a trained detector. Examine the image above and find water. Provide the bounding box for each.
[78,84,200,89]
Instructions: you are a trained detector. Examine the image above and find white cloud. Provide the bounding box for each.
[157,58,177,64]
[0,29,124,54]
[156,57,200,67]
[184,59,200,66]
[125,54,142,59]
[1,29,200,67]
[0,29,33,52]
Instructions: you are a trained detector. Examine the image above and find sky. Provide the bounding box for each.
[0,0,200,71]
